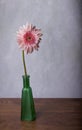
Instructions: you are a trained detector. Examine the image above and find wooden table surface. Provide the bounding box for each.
[0,98,81,130]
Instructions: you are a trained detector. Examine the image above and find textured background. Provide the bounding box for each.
[0,0,81,98]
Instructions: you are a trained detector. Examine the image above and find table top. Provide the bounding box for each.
[0,98,81,130]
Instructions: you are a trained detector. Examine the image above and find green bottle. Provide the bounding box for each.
[21,75,36,121]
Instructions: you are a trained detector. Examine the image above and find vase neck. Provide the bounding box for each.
[22,75,30,88]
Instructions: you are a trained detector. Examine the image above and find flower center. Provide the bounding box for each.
[27,36,32,41]
[24,32,36,45]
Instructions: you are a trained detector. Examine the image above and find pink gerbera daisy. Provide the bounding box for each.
[17,23,43,54]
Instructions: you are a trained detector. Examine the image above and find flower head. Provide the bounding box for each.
[17,23,43,54]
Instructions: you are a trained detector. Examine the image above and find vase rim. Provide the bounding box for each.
[22,75,30,78]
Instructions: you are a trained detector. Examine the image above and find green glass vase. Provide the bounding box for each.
[21,75,36,121]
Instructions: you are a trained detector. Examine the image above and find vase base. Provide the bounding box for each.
[21,116,36,121]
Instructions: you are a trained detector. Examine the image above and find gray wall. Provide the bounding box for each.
[0,0,81,98]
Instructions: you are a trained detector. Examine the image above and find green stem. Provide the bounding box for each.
[22,50,27,76]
